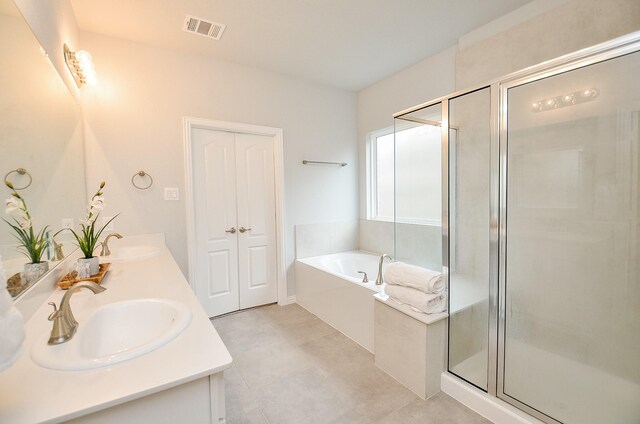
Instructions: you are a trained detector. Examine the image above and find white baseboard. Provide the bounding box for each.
[287,295,297,304]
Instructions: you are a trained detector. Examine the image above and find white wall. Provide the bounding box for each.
[455,0,640,88]
[79,33,358,296]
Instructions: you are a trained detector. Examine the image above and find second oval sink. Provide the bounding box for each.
[32,299,192,371]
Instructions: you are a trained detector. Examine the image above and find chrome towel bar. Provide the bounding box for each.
[302,160,347,167]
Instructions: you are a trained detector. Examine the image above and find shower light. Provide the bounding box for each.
[531,88,599,112]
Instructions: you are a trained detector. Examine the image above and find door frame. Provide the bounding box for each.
[183,117,288,307]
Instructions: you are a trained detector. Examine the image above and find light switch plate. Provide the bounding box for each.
[164,188,179,201]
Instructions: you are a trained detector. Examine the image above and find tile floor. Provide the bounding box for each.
[211,303,492,424]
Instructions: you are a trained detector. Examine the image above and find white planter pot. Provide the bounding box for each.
[23,261,49,284]
[77,257,100,276]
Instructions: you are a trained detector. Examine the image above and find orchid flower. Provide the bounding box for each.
[5,196,23,215]
[68,182,118,259]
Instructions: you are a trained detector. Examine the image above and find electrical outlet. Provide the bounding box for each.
[62,218,74,229]
[102,216,115,232]
[164,188,179,201]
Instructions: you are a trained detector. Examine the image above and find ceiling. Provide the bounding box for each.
[70,0,532,91]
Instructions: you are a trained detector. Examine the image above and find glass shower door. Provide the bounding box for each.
[448,87,493,391]
[501,51,640,423]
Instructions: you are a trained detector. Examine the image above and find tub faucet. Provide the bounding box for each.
[357,271,369,283]
[47,282,106,345]
[99,232,123,256]
[375,254,393,285]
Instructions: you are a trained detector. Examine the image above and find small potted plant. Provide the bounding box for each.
[68,182,117,276]
[3,181,50,283]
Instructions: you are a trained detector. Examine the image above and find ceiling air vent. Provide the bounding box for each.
[183,15,226,40]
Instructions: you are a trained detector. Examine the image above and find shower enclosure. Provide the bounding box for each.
[394,31,640,424]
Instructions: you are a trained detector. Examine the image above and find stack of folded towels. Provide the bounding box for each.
[0,254,25,373]
[383,262,447,314]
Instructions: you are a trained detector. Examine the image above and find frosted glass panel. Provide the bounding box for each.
[393,103,442,271]
[448,88,492,390]
[504,51,640,423]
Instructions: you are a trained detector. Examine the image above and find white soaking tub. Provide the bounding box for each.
[295,251,384,352]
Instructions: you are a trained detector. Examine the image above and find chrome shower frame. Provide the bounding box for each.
[393,30,640,424]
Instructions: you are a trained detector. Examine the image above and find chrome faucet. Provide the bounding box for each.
[375,254,393,285]
[99,232,123,256]
[357,271,369,283]
[47,282,106,345]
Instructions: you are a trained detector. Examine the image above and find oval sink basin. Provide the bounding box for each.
[104,245,162,262]
[31,299,192,371]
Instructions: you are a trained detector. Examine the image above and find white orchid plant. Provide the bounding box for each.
[68,182,118,259]
[3,181,49,264]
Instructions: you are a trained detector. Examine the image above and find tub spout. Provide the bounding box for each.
[375,254,392,285]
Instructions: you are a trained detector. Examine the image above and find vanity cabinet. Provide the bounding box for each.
[66,375,225,424]
[0,236,233,424]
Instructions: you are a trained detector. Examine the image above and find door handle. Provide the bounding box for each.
[225,227,236,234]
[239,227,252,233]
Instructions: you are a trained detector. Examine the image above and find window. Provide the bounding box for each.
[368,124,441,225]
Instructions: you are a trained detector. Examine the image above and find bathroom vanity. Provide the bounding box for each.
[0,235,232,423]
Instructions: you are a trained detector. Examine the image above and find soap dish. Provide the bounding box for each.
[58,263,111,290]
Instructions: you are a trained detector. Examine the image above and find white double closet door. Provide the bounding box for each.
[192,128,277,317]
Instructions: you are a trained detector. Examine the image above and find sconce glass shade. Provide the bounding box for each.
[63,44,97,87]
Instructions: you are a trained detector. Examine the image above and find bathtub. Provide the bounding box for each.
[295,251,383,352]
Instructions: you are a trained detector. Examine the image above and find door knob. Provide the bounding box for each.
[239,227,252,233]
[225,227,236,234]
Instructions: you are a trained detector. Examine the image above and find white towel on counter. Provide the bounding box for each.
[383,261,445,294]
[0,254,25,373]
[385,284,447,314]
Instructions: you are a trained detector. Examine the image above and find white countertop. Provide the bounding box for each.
[0,242,232,423]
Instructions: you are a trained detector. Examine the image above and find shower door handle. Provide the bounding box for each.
[225,227,236,234]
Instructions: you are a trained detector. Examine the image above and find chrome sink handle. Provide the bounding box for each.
[47,282,106,345]
[357,271,369,283]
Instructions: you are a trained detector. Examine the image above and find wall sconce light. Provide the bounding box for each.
[63,44,97,87]
[531,88,599,112]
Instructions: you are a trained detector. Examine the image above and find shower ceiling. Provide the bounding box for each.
[70,0,532,91]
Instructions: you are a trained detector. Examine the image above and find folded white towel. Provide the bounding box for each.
[0,255,25,373]
[385,284,447,314]
[383,262,445,294]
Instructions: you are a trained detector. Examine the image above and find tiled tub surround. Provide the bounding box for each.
[374,294,448,400]
[294,221,359,259]
[0,235,232,423]
[359,219,442,271]
[296,251,382,352]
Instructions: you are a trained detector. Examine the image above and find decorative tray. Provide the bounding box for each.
[57,263,111,290]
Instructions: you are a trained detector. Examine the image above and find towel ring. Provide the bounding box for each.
[131,171,153,190]
[4,168,32,190]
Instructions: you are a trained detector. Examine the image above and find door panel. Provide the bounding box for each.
[235,133,278,308]
[192,128,239,316]
[207,251,231,296]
